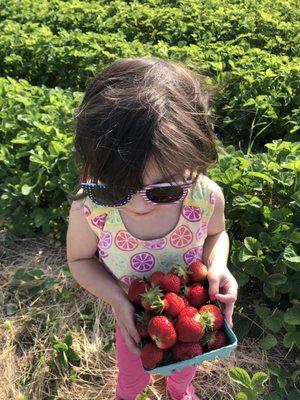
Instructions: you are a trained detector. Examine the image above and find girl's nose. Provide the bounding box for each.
[129,193,152,213]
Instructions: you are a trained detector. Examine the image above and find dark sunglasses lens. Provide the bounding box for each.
[88,187,129,206]
[146,186,183,203]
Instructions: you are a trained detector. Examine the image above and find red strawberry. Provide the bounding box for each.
[199,304,224,331]
[140,286,163,311]
[177,306,199,322]
[187,260,208,283]
[141,342,164,370]
[179,295,190,307]
[174,315,205,342]
[159,273,181,294]
[149,271,165,287]
[128,278,150,303]
[170,265,189,285]
[151,292,186,317]
[172,341,203,361]
[203,330,228,350]
[184,283,209,307]
[136,311,152,338]
[148,315,177,349]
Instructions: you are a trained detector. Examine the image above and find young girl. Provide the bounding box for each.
[66,57,238,400]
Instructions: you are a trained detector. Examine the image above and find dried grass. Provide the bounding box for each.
[0,233,293,400]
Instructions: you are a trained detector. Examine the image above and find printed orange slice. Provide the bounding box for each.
[170,225,193,248]
[115,230,139,251]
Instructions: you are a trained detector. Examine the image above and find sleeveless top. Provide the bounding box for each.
[82,174,216,288]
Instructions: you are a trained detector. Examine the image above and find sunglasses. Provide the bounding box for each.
[81,180,193,207]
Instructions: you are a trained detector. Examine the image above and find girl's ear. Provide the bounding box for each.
[184,169,197,181]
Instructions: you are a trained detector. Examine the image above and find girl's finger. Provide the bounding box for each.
[215,293,236,303]
[119,323,141,356]
[224,302,234,328]
[208,276,220,300]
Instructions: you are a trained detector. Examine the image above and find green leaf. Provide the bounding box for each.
[236,392,248,400]
[283,331,300,349]
[33,209,48,228]
[244,237,262,254]
[281,160,300,170]
[283,245,300,271]
[49,140,66,156]
[247,171,274,184]
[234,270,249,287]
[265,394,281,400]
[57,350,68,367]
[251,372,268,394]
[259,334,277,350]
[263,282,275,298]
[289,229,300,244]
[64,331,73,347]
[21,184,33,195]
[66,347,80,361]
[267,362,281,377]
[267,274,287,286]
[53,342,68,351]
[255,306,271,319]
[284,305,300,325]
[229,367,252,389]
[264,314,283,333]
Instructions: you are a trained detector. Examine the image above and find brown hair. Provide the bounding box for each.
[69,56,221,203]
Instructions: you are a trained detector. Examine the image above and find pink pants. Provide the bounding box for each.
[114,318,197,400]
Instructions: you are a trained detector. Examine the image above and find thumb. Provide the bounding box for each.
[208,276,220,301]
[126,321,141,344]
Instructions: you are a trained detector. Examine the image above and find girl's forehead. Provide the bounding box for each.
[142,158,173,185]
[142,160,190,185]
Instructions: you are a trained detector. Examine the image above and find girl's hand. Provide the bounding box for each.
[113,297,142,356]
[207,266,238,328]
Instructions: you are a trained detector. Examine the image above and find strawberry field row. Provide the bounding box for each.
[0,19,299,151]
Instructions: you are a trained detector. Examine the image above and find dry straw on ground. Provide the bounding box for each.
[0,233,290,400]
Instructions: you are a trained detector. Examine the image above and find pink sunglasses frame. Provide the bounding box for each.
[80,161,193,206]
[136,180,193,205]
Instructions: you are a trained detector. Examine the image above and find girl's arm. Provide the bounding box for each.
[202,183,238,327]
[66,199,126,307]
[66,199,141,355]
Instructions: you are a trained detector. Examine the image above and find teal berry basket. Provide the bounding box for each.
[141,318,238,376]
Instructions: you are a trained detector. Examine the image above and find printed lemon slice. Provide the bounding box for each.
[182,205,202,222]
[130,252,155,272]
[106,209,122,225]
[183,246,203,265]
[99,231,112,250]
[196,222,208,241]
[142,238,167,250]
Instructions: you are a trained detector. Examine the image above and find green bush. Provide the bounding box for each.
[0,77,82,242]
[0,19,298,150]
[210,140,300,397]
[0,0,298,57]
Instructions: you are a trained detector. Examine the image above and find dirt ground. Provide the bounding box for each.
[0,233,291,400]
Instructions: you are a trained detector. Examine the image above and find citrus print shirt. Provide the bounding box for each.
[82,174,216,288]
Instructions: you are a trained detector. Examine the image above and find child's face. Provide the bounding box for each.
[116,159,190,216]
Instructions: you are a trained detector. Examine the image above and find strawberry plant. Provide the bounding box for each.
[229,367,268,400]
[50,330,80,368]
